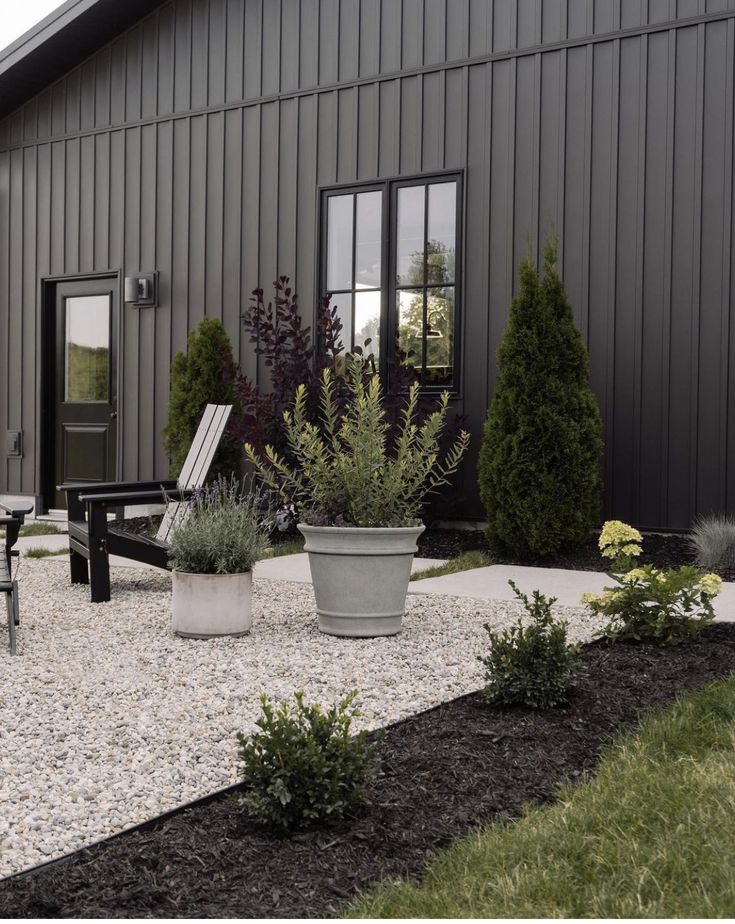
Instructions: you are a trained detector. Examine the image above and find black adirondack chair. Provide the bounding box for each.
[59,404,232,603]
[1,501,33,654]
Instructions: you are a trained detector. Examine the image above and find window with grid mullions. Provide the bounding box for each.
[321,173,460,390]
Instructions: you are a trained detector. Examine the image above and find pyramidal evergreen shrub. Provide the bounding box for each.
[163,317,241,480]
[478,239,603,556]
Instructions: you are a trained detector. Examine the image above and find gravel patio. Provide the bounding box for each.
[0,557,603,879]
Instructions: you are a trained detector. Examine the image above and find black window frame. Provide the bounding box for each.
[318,170,463,395]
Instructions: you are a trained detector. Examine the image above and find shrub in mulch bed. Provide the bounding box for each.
[2,625,735,919]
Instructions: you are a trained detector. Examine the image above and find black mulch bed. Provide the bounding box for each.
[3,625,735,919]
[417,527,713,575]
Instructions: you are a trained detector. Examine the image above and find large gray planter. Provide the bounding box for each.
[172,570,253,638]
[298,524,425,637]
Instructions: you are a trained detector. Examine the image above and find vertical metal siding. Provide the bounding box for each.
[0,0,734,528]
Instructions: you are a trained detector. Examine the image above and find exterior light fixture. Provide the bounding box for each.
[124,272,158,307]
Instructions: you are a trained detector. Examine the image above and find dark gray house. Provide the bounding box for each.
[0,0,734,530]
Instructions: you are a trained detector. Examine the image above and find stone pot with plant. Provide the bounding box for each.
[167,477,270,638]
[245,359,470,637]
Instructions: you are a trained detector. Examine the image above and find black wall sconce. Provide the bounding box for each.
[124,272,158,308]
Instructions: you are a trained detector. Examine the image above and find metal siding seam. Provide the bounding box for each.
[507,57,516,295]
[661,28,676,525]
[690,22,705,520]
[581,43,593,345]
[557,48,567,270]
[531,51,541,260]
[718,18,733,507]
[607,38,621,518]
[633,34,648,523]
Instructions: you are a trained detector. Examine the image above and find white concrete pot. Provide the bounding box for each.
[172,570,253,638]
[298,524,425,637]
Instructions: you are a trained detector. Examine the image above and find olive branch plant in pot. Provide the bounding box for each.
[167,477,272,638]
[245,357,470,637]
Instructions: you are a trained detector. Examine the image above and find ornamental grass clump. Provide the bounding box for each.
[236,690,375,831]
[689,513,735,577]
[244,357,470,528]
[582,520,720,645]
[167,476,271,574]
[479,580,579,709]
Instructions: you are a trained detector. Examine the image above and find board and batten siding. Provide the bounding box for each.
[1,0,735,528]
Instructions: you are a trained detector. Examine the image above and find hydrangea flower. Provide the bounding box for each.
[621,568,647,584]
[598,520,643,560]
[699,573,723,597]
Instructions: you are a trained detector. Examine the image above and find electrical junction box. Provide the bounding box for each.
[6,430,22,458]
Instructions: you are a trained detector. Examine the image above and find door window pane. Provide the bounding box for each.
[65,295,110,402]
[354,290,381,360]
[327,195,354,290]
[396,185,425,286]
[355,191,382,288]
[427,183,456,284]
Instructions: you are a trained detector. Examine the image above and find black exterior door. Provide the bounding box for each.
[51,279,118,508]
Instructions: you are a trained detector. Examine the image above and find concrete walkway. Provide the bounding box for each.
[13,531,734,621]
[410,563,735,622]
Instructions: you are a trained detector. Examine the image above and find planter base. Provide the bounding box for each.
[317,612,402,638]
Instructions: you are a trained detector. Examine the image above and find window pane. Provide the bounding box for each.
[425,288,454,386]
[396,185,425,286]
[65,295,110,402]
[397,288,424,371]
[327,195,353,290]
[354,290,381,361]
[355,191,382,288]
[427,182,456,284]
[329,292,353,355]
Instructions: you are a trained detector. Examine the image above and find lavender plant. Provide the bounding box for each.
[167,477,271,574]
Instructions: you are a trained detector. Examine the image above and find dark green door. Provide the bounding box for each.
[52,279,118,508]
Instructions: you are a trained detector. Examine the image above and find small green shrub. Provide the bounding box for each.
[690,514,735,576]
[479,580,579,709]
[478,238,603,557]
[23,547,68,559]
[163,317,240,481]
[167,477,270,574]
[236,690,375,831]
[245,357,470,528]
[583,520,720,645]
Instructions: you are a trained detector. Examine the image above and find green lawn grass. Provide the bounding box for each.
[349,674,735,918]
[262,538,305,559]
[410,550,492,581]
[23,547,68,558]
[18,522,62,537]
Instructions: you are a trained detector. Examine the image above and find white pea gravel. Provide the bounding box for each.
[0,558,603,879]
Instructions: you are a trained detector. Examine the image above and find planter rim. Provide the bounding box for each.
[297,523,425,534]
[172,568,254,577]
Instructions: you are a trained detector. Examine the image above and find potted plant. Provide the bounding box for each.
[168,478,270,638]
[245,359,470,637]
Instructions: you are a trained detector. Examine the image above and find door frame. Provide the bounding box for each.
[39,271,123,513]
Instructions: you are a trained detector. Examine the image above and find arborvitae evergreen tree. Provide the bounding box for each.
[478,239,603,556]
[163,317,241,480]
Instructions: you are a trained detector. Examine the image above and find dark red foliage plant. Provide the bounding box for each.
[225,277,348,457]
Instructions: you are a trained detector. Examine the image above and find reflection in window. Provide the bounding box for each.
[324,189,382,361]
[65,296,110,402]
[396,180,457,387]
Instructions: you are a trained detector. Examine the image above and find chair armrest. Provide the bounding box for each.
[58,479,177,495]
[0,502,34,518]
[79,488,194,508]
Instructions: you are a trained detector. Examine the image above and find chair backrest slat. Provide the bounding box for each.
[156,404,232,545]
